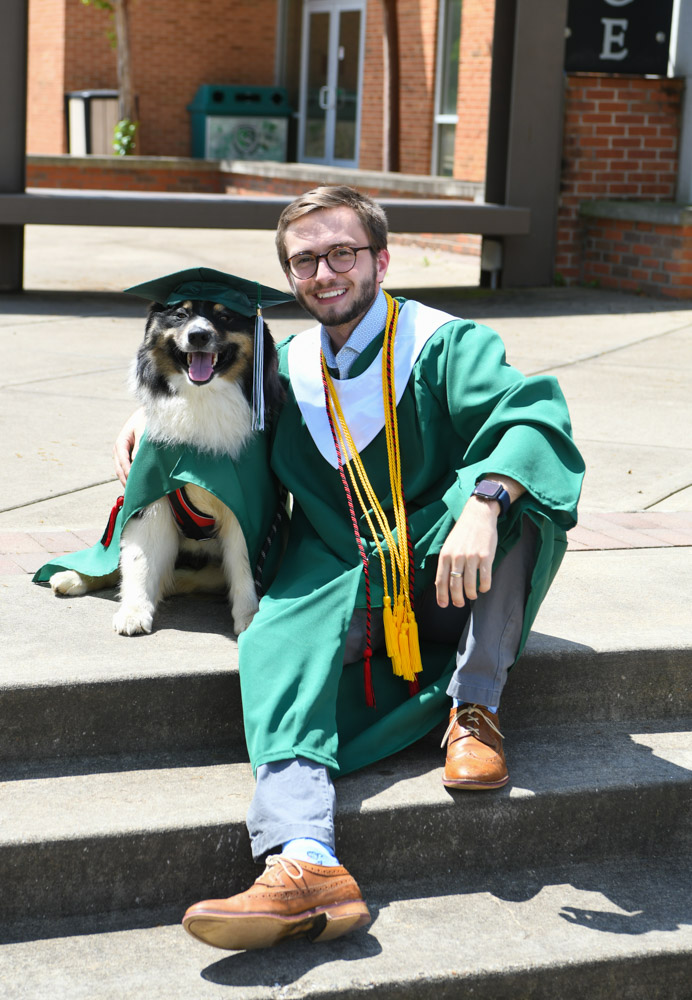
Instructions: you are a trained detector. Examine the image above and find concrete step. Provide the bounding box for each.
[4,549,692,763]
[1,857,690,1000]
[2,577,244,762]
[2,720,690,926]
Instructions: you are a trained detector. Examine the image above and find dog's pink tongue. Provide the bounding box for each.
[189,352,214,382]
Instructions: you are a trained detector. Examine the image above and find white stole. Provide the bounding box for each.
[288,299,455,468]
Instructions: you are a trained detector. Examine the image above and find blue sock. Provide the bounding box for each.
[452,698,499,714]
[282,837,340,867]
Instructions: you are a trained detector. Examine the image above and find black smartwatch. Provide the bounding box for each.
[471,479,511,517]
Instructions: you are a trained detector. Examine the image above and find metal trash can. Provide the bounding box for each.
[187,85,292,161]
[65,90,120,155]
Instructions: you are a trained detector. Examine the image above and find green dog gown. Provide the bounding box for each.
[33,430,281,589]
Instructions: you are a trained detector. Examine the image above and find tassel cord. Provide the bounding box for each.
[381,297,412,611]
[320,361,376,708]
[322,365,399,607]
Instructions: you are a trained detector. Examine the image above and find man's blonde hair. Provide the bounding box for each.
[275,186,389,267]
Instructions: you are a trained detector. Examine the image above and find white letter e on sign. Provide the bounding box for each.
[600,18,629,60]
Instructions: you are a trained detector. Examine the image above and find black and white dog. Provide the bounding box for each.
[50,296,282,636]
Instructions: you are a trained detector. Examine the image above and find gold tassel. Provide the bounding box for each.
[383,597,396,658]
[383,598,403,674]
[398,620,414,681]
[407,612,423,676]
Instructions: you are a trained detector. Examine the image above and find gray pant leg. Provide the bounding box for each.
[246,757,336,862]
[415,517,538,709]
[446,518,538,707]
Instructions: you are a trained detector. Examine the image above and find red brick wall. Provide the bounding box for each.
[359,0,439,174]
[27,156,224,192]
[358,2,385,171]
[64,0,117,94]
[27,0,69,153]
[453,0,494,183]
[556,74,683,283]
[127,0,282,156]
[29,0,282,158]
[581,216,692,300]
[398,0,438,175]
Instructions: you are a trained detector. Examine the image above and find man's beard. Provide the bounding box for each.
[294,266,378,329]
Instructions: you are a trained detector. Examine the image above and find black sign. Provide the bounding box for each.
[565,0,674,76]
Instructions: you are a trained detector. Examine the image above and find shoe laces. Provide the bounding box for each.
[440,703,504,749]
[265,854,304,881]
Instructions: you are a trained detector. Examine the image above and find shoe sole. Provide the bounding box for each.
[182,899,371,951]
[442,774,509,790]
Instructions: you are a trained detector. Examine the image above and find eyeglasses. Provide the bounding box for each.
[285,245,374,280]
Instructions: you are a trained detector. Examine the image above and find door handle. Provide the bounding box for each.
[318,85,334,110]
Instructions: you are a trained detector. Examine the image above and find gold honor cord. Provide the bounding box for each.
[321,291,422,684]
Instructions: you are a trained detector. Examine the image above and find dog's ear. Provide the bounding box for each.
[262,322,285,418]
[142,301,168,341]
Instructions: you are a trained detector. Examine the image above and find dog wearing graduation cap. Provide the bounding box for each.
[36,268,293,637]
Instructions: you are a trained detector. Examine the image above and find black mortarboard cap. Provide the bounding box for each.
[124,266,294,317]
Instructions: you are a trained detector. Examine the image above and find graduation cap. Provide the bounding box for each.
[124,267,294,431]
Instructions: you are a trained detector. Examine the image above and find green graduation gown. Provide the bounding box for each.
[33,430,281,588]
[238,300,584,777]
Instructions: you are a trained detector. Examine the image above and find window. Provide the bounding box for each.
[432,0,462,176]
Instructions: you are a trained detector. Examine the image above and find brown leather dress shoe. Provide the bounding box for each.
[441,703,509,789]
[182,854,371,951]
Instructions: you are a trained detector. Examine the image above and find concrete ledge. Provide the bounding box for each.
[579,200,692,227]
[222,159,486,200]
[26,154,486,200]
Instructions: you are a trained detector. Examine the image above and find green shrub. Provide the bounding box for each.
[113,118,138,156]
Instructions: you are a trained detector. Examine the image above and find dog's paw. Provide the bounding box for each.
[112,606,154,636]
[50,570,88,596]
[232,605,258,635]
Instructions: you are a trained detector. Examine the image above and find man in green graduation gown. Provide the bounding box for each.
[115,186,584,953]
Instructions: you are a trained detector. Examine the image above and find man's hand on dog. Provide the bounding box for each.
[114,407,146,487]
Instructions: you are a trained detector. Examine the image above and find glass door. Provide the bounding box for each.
[298,0,365,167]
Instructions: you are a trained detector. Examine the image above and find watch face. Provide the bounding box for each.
[474,480,501,500]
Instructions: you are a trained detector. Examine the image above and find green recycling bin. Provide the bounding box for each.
[188,85,292,161]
